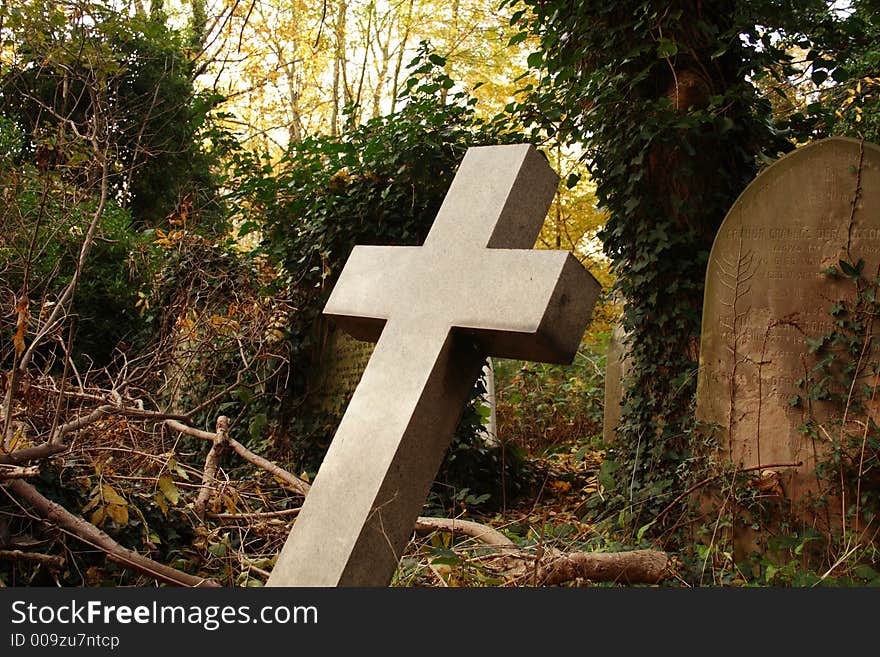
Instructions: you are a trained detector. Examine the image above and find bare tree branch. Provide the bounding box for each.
[165,418,311,497]
[0,464,40,480]
[4,479,219,587]
[414,516,514,547]
[194,415,228,519]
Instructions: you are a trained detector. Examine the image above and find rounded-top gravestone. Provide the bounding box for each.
[696,137,880,528]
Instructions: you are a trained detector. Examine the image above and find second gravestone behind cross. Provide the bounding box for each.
[268,144,600,587]
[602,322,630,444]
[696,137,880,526]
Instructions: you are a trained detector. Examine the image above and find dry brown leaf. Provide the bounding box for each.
[101,484,127,507]
[13,295,29,358]
[106,503,129,526]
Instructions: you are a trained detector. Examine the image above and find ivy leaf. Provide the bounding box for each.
[805,336,826,353]
[507,31,529,47]
[158,474,180,506]
[636,521,656,543]
[657,38,678,58]
[249,412,268,440]
[811,69,828,85]
[526,51,543,68]
[838,259,863,279]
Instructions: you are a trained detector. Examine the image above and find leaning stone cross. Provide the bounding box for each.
[268,144,600,586]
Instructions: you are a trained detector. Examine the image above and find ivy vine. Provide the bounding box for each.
[506,0,879,539]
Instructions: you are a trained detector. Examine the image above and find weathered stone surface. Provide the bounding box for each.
[602,322,630,444]
[310,327,374,415]
[267,144,600,586]
[696,137,880,518]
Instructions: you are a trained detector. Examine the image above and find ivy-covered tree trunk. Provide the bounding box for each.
[512,0,793,530]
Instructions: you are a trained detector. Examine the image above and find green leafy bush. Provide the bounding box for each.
[228,46,531,505]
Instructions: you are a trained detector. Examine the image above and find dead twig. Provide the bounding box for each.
[0,549,65,569]
[4,479,219,587]
[414,516,514,547]
[165,419,311,497]
[0,464,39,480]
[194,415,229,519]
[0,405,191,465]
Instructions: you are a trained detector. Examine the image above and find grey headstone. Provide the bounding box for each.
[602,322,630,444]
[309,326,374,415]
[696,137,880,522]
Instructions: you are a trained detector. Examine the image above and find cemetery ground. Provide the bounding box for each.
[0,330,643,588]
[2,258,879,588]
[2,328,866,589]
[4,137,880,588]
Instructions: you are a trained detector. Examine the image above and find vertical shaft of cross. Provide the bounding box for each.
[268,321,484,586]
[424,144,559,250]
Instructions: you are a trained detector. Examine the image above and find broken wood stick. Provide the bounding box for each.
[0,464,39,480]
[414,516,514,547]
[193,416,228,519]
[0,549,65,569]
[165,419,310,497]
[5,479,218,587]
[532,548,668,586]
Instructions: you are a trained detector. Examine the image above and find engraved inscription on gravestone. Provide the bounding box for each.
[314,310,498,437]
[311,326,374,415]
[696,137,880,519]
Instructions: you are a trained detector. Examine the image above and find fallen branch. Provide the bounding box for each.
[0,549,65,569]
[4,480,218,587]
[194,416,228,519]
[0,405,191,465]
[530,548,668,586]
[0,443,67,466]
[0,464,40,480]
[165,419,311,497]
[414,516,514,547]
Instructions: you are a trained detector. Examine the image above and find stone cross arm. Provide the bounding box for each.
[325,244,590,363]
